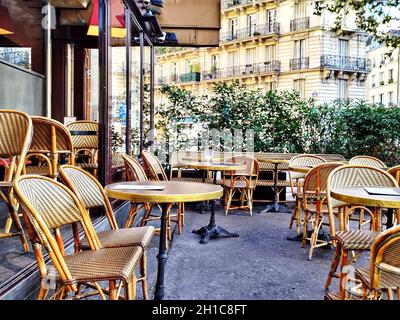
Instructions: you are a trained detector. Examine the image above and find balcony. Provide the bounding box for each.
[222,0,255,10]
[220,22,280,43]
[179,72,201,83]
[320,55,371,73]
[203,61,280,80]
[290,57,309,70]
[290,17,310,32]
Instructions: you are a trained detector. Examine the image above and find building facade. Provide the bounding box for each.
[155,0,370,105]
[366,44,399,106]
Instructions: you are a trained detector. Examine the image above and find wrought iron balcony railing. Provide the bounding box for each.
[290,17,310,32]
[202,61,280,80]
[222,0,255,10]
[220,22,280,43]
[179,72,201,83]
[290,57,309,70]
[320,55,371,73]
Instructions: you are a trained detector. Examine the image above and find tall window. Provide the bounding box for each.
[229,18,238,40]
[338,79,348,100]
[338,39,349,56]
[246,48,256,65]
[266,9,276,32]
[265,45,276,62]
[294,79,305,99]
[389,92,394,105]
[379,72,384,85]
[294,0,307,18]
[379,93,384,104]
[172,62,178,81]
[389,69,394,82]
[228,51,239,67]
[247,14,257,36]
[211,54,219,69]
[294,39,306,58]
[371,75,376,87]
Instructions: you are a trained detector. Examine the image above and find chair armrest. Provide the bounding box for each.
[377,262,400,276]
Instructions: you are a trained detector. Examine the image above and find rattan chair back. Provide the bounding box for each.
[226,155,260,177]
[26,116,73,177]
[289,154,327,180]
[303,162,344,193]
[13,175,101,288]
[368,225,400,290]
[142,151,168,181]
[0,109,33,179]
[66,121,98,166]
[59,165,118,230]
[327,165,398,209]
[349,156,386,168]
[122,154,148,182]
[387,165,400,185]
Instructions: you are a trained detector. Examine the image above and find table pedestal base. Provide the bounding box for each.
[192,225,239,244]
[261,203,291,214]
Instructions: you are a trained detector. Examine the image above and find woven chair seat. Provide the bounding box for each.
[78,163,98,170]
[80,226,155,251]
[256,179,290,187]
[61,246,142,284]
[223,180,257,189]
[335,230,380,250]
[26,166,51,176]
[356,267,400,290]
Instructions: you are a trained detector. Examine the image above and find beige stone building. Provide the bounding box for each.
[154,0,370,106]
[366,43,399,106]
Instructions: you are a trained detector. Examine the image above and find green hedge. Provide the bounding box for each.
[158,81,400,166]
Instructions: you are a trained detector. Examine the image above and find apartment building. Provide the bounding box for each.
[366,43,399,106]
[154,0,370,105]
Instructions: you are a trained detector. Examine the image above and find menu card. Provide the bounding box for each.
[113,184,165,191]
[364,187,400,196]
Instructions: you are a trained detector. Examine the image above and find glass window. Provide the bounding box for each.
[294,79,305,99]
[266,9,277,32]
[246,48,256,65]
[388,92,393,105]
[229,18,238,39]
[247,14,257,36]
[294,39,306,58]
[379,72,384,85]
[265,45,276,62]
[389,69,394,82]
[379,93,384,104]
[294,1,307,19]
[338,79,348,100]
[338,39,348,56]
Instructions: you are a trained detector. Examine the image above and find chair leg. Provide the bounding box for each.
[125,276,137,300]
[248,189,253,216]
[140,254,148,300]
[289,201,297,229]
[109,280,118,300]
[302,210,309,248]
[339,249,349,299]
[7,193,29,253]
[308,213,321,261]
[225,188,234,216]
[325,244,341,291]
[37,284,49,300]
[124,203,138,228]
[177,203,182,235]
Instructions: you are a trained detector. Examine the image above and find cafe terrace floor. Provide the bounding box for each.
[0,200,371,300]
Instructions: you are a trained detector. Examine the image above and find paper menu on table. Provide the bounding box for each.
[364,187,400,196]
[112,184,165,191]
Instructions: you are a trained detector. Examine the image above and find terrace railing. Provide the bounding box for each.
[290,57,309,70]
[222,0,255,10]
[220,22,280,43]
[179,72,201,83]
[320,55,371,73]
[290,17,310,32]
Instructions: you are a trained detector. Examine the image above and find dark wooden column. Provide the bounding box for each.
[125,7,132,156]
[73,44,86,120]
[98,0,111,186]
[51,39,67,122]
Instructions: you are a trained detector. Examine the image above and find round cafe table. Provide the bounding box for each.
[258,159,290,213]
[288,164,314,174]
[105,181,223,300]
[183,161,245,243]
[330,187,400,231]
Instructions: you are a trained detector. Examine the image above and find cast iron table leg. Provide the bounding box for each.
[154,203,168,300]
[193,170,239,244]
[260,163,290,213]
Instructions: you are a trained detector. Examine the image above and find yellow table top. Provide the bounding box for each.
[288,165,314,174]
[105,181,223,203]
[331,187,400,208]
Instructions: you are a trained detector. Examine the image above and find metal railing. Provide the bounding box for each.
[222,0,256,10]
[179,72,201,83]
[202,61,280,80]
[220,22,280,43]
[320,55,371,72]
[290,57,309,70]
[290,17,310,32]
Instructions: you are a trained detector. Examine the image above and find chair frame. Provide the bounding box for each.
[0,109,33,253]
[349,155,386,168]
[223,155,260,216]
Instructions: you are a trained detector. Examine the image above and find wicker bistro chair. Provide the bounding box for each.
[142,151,185,234]
[353,225,400,300]
[388,165,400,185]
[25,116,73,179]
[288,155,327,234]
[324,165,399,298]
[122,154,173,242]
[301,162,344,260]
[0,110,32,253]
[66,121,99,176]
[13,175,142,300]
[59,165,155,299]
[349,156,386,168]
[223,155,260,216]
